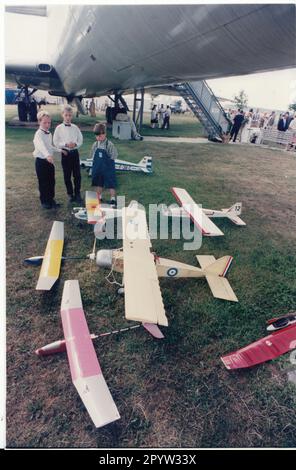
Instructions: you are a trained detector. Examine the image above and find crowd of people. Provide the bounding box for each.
[225,107,296,147]
[33,105,118,210]
[150,104,172,130]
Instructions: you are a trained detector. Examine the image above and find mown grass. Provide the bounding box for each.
[5,111,296,448]
[5,104,205,138]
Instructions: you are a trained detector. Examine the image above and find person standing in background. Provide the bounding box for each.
[162,105,171,130]
[150,104,158,128]
[230,109,245,142]
[277,112,290,131]
[158,104,165,128]
[266,111,276,128]
[89,98,96,117]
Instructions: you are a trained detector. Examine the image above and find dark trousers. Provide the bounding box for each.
[162,116,170,129]
[230,125,241,142]
[61,149,81,196]
[35,158,55,205]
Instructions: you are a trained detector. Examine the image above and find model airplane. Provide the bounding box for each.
[38,279,120,427]
[91,203,238,323]
[165,187,246,237]
[80,156,153,175]
[221,313,296,369]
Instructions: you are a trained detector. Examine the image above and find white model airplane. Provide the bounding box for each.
[37,280,120,428]
[80,156,153,175]
[165,187,246,237]
[6,5,295,111]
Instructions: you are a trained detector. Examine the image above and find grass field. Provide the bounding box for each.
[5,109,296,448]
[5,104,205,138]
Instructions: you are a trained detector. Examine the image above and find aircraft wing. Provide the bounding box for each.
[61,280,120,427]
[122,205,168,326]
[172,187,224,236]
[221,324,296,369]
[36,221,64,290]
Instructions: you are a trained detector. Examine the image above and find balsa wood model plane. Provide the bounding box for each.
[80,156,153,174]
[91,203,238,334]
[37,280,120,428]
[164,187,246,237]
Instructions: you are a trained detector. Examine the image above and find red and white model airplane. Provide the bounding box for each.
[164,187,246,237]
[221,313,296,369]
[36,280,120,428]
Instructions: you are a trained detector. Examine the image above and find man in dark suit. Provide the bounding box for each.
[230,110,245,142]
[277,112,290,131]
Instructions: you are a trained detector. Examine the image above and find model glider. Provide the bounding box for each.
[34,221,64,290]
[38,279,120,428]
[93,204,238,330]
[221,315,296,370]
[168,188,246,237]
[80,156,153,174]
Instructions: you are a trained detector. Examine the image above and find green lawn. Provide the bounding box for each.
[5,116,296,448]
[5,104,205,138]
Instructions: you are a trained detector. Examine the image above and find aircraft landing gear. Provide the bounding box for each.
[16,86,38,122]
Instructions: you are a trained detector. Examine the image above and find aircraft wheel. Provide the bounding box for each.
[29,101,38,122]
[18,101,28,121]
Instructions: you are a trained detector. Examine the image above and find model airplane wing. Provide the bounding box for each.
[221,324,296,369]
[122,205,168,326]
[172,187,224,236]
[61,280,120,427]
[85,191,102,224]
[36,221,64,290]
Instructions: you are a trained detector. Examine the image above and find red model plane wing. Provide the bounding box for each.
[221,324,296,369]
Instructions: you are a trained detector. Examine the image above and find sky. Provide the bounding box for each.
[4,11,296,111]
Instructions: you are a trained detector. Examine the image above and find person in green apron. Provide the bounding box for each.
[89,123,118,207]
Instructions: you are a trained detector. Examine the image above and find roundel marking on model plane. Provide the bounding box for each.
[167,268,178,277]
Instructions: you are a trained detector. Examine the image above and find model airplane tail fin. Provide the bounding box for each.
[196,255,238,302]
[138,156,153,173]
[222,202,246,226]
[226,202,242,215]
[202,255,233,277]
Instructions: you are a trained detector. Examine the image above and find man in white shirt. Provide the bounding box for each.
[33,111,61,209]
[53,105,83,202]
